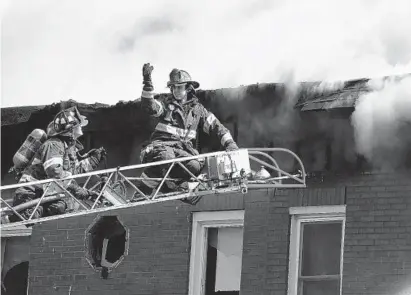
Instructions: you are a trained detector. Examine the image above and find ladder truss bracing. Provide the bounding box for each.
[0,148,306,229]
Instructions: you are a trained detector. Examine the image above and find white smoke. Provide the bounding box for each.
[2,0,411,107]
[351,76,411,170]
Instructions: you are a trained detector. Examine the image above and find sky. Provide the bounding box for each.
[2,0,411,107]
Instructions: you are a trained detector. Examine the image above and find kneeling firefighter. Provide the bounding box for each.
[138,63,239,199]
[6,106,106,223]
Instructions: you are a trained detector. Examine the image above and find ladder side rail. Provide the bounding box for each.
[0,148,306,191]
[0,197,26,221]
[52,179,90,210]
[0,148,308,229]
[248,183,306,189]
[0,186,243,229]
[0,150,233,191]
[248,155,305,184]
[82,175,93,188]
[176,162,209,191]
[248,150,281,177]
[1,195,65,215]
[90,172,114,209]
[247,148,307,181]
[1,177,92,218]
[151,162,175,200]
[117,172,150,200]
[28,182,52,220]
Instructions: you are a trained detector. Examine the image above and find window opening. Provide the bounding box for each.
[189,210,244,295]
[205,227,243,295]
[2,261,29,295]
[85,215,128,278]
[288,206,345,295]
[299,222,342,295]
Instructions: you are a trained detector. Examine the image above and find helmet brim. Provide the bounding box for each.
[167,80,200,89]
[47,117,87,137]
[47,106,87,137]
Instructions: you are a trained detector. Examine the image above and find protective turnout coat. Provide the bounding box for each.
[140,89,237,156]
[13,137,99,219]
[138,89,238,194]
[19,137,96,184]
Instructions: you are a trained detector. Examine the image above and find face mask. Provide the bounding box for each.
[172,84,187,101]
[73,125,83,139]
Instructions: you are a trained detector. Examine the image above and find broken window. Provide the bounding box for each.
[205,227,243,295]
[189,210,244,295]
[85,216,129,277]
[288,206,345,295]
[2,261,29,295]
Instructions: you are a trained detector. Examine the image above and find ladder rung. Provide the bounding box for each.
[0,148,307,229]
[0,185,245,229]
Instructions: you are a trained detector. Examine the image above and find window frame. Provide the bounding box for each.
[288,205,346,295]
[188,210,245,295]
[84,215,129,274]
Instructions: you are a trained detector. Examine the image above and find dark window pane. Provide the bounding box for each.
[302,279,340,295]
[301,222,342,276]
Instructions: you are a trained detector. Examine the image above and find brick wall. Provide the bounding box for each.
[343,173,411,295]
[26,172,411,295]
[27,192,244,295]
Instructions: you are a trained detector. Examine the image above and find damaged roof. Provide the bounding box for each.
[2,73,410,126]
[296,78,370,111]
[295,73,411,111]
[1,99,111,126]
[1,105,47,126]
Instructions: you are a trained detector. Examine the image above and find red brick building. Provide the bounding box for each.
[1,75,411,295]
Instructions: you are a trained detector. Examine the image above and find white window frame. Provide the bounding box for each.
[188,210,245,295]
[288,205,346,295]
[0,225,32,238]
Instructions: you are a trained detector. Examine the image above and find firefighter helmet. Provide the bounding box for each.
[48,106,88,136]
[167,68,200,89]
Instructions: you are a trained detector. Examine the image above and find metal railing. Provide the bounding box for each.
[0,148,306,229]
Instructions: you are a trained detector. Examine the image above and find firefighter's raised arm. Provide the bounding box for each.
[140,63,164,117]
[200,108,239,151]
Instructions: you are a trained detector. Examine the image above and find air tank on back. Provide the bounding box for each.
[13,129,48,171]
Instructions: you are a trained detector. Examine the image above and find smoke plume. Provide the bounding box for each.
[351,76,411,171]
[2,0,411,107]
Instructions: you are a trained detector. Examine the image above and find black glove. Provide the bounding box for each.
[88,147,106,169]
[142,63,154,91]
[225,142,239,152]
[85,190,100,202]
[67,182,98,201]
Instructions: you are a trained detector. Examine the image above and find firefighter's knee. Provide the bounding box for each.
[13,189,35,206]
[46,200,67,216]
[157,150,175,161]
[186,160,203,175]
[20,206,44,220]
[151,145,175,162]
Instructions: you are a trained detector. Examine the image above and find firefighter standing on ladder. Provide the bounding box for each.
[4,107,106,223]
[138,63,239,196]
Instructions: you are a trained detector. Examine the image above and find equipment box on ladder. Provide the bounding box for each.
[207,149,251,181]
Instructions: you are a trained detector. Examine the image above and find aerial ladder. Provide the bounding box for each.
[0,148,306,229]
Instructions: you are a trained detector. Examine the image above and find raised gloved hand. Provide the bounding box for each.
[142,63,154,91]
[225,142,239,152]
[88,147,106,169]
